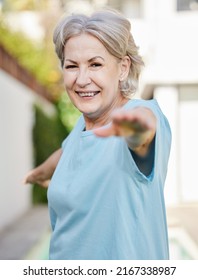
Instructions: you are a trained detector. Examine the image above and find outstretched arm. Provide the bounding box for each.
[23,148,62,188]
[94,107,156,157]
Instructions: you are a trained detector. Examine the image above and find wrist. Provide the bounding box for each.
[125,131,150,150]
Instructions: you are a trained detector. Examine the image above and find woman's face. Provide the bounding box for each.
[63,33,129,126]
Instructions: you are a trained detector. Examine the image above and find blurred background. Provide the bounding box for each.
[0,0,198,260]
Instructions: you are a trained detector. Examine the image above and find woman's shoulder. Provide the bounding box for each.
[124,98,158,109]
[125,98,166,119]
[61,115,84,149]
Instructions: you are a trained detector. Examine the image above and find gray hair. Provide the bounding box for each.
[53,9,144,97]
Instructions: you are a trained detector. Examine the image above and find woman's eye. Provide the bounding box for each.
[65,65,77,69]
[91,63,102,68]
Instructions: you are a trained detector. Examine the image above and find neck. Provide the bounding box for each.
[84,114,112,131]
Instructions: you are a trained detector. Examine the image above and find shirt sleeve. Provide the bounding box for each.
[145,99,172,184]
[130,99,172,184]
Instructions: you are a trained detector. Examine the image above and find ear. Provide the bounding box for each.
[119,56,131,81]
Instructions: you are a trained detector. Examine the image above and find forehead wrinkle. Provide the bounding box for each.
[64,34,108,58]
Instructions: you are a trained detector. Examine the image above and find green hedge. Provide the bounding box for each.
[0,18,80,204]
[32,104,69,204]
[0,19,62,98]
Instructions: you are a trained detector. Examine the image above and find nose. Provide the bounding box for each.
[76,68,91,87]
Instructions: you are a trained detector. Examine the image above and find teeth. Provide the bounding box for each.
[78,92,95,97]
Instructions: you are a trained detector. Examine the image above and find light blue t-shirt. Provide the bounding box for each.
[47,99,171,260]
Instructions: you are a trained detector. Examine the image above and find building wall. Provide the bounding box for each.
[179,86,198,202]
[154,85,198,205]
[129,0,198,205]
[0,69,34,231]
[130,0,198,85]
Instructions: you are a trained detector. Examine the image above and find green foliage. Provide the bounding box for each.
[0,20,62,96]
[0,15,81,204]
[57,92,81,131]
[32,94,80,204]
[3,0,50,12]
[32,104,69,204]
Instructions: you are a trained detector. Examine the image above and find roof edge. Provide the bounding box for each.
[0,43,55,103]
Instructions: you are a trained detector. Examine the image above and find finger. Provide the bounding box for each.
[22,178,28,185]
[112,108,154,130]
[120,120,149,133]
[22,175,33,185]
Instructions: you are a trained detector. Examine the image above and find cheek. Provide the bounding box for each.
[97,70,119,88]
[105,67,120,84]
[106,74,120,91]
[63,75,68,87]
[63,73,75,89]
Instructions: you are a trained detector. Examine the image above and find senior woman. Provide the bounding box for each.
[24,9,171,260]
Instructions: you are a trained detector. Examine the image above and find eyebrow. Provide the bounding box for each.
[88,56,105,62]
[64,56,105,64]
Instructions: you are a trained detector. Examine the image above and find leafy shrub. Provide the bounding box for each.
[32,104,69,204]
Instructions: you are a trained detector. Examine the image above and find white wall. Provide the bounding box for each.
[149,85,198,206]
[132,1,198,206]
[179,87,198,202]
[132,1,198,86]
[0,70,34,231]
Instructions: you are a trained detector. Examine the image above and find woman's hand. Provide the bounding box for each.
[94,107,156,156]
[23,148,62,188]
[23,167,50,188]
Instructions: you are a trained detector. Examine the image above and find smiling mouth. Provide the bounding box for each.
[76,91,100,97]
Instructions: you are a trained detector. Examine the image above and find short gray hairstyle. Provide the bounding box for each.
[53,9,144,97]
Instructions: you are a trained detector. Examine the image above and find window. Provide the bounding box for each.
[177,0,198,11]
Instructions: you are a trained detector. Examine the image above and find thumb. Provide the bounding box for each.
[93,124,115,137]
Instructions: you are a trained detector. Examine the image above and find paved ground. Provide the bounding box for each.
[0,205,50,260]
[167,202,198,246]
[0,203,198,260]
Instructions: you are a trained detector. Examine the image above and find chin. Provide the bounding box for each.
[82,109,101,119]
[78,105,100,116]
